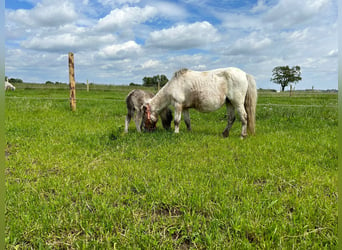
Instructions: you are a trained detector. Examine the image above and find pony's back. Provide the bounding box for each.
[126,89,154,111]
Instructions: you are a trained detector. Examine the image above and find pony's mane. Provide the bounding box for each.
[173,68,189,79]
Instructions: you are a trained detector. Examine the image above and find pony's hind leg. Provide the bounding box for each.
[125,109,134,133]
[235,104,248,138]
[222,101,236,137]
[183,109,191,131]
[134,110,143,132]
[174,103,182,133]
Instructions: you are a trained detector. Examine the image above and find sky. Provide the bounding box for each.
[5,0,338,90]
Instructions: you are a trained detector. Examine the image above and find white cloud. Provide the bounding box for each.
[7,0,77,28]
[147,21,219,50]
[20,25,117,52]
[264,0,330,29]
[286,29,309,41]
[167,54,207,70]
[327,49,338,57]
[22,33,80,52]
[219,13,262,31]
[251,0,268,13]
[227,33,272,55]
[98,41,142,59]
[152,1,188,20]
[98,0,140,8]
[141,59,162,69]
[96,6,157,32]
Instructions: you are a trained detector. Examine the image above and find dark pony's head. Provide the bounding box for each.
[142,103,158,132]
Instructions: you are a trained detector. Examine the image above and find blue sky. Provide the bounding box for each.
[6,1,34,9]
[5,0,338,90]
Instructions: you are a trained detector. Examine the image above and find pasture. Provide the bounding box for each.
[5,84,337,249]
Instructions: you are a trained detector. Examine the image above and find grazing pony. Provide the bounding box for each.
[5,79,15,91]
[143,67,257,138]
[125,89,173,133]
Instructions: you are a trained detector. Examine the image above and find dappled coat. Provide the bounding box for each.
[125,89,173,133]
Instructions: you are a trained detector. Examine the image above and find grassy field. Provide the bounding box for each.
[5,84,337,249]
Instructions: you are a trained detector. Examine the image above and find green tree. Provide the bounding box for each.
[9,78,23,84]
[159,75,168,87]
[271,66,302,91]
[142,74,168,88]
[129,82,140,86]
[142,76,153,86]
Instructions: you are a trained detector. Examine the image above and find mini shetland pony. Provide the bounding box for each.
[143,67,257,138]
[125,89,173,133]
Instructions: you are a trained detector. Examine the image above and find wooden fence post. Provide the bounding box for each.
[69,52,76,111]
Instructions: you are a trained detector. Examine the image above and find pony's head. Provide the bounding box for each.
[142,103,158,132]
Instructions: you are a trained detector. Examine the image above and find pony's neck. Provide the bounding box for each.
[150,85,171,113]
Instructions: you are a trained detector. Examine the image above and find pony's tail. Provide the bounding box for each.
[245,74,257,135]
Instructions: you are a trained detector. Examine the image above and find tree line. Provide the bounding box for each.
[5,77,23,84]
[7,66,302,91]
[139,66,302,92]
[142,74,168,88]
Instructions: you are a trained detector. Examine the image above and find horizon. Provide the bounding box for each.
[6,78,339,91]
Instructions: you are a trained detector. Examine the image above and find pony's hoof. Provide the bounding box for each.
[222,130,229,138]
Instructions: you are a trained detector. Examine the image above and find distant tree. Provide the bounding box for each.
[45,81,54,85]
[9,78,23,84]
[270,66,302,91]
[159,75,168,87]
[55,81,65,85]
[142,76,153,87]
[142,74,168,88]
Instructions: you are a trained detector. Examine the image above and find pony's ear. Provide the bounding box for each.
[141,103,150,119]
[142,103,150,113]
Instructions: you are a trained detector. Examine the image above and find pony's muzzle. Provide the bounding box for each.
[143,120,157,132]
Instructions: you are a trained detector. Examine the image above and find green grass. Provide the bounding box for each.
[5,85,337,249]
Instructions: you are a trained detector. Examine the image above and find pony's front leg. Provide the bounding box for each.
[125,109,134,133]
[135,110,143,132]
[222,102,235,137]
[236,105,248,138]
[183,109,191,131]
[174,103,182,133]
[124,115,130,133]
